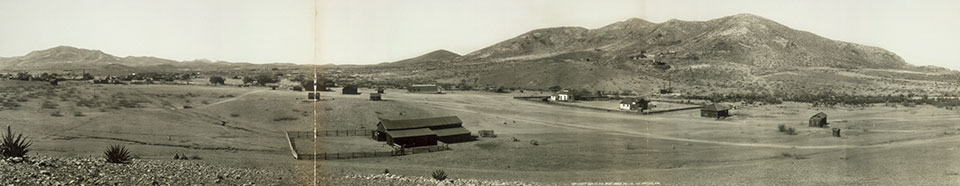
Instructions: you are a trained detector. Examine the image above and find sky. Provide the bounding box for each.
[0,0,315,63]
[2,1,959,70]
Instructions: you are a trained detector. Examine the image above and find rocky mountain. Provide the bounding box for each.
[0,46,300,74]
[388,49,460,66]
[458,13,906,69]
[344,13,958,97]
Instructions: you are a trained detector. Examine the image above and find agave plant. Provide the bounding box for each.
[431,169,447,181]
[104,144,132,164]
[1,125,32,158]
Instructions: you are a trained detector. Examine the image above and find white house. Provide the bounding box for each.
[550,90,573,101]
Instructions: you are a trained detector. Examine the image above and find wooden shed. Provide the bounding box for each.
[370,93,382,101]
[700,104,731,118]
[809,112,828,127]
[408,84,441,94]
[342,85,360,94]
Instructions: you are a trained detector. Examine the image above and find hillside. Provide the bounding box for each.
[0,46,301,74]
[340,13,959,97]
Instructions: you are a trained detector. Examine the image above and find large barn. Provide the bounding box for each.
[342,85,360,94]
[408,84,441,94]
[700,104,731,118]
[809,112,828,127]
[373,116,473,147]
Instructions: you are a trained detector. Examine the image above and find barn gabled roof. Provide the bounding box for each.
[385,128,436,138]
[379,116,463,130]
[701,103,731,111]
[810,112,827,119]
[432,127,471,137]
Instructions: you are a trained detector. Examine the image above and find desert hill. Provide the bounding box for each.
[340,13,958,97]
[0,46,301,74]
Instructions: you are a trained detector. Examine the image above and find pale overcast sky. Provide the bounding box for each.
[2,1,958,70]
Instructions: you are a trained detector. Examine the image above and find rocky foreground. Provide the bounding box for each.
[0,156,293,185]
[1,156,545,185]
[317,171,543,186]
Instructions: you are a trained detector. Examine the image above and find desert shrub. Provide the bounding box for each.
[786,127,797,135]
[230,113,240,117]
[529,140,539,146]
[183,105,193,109]
[75,98,100,108]
[273,117,299,122]
[188,155,202,160]
[225,94,234,98]
[73,112,84,117]
[201,100,209,104]
[115,99,141,108]
[1,126,32,158]
[431,169,447,181]
[104,144,132,164]
[777,124,786,132]
[383,169,390,174]
[2,102,20,108]
[209,76,226,85]
[41,101,58,109]
[50,111,63,117]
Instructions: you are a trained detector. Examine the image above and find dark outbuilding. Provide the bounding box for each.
[370,93,382,101]
[342,85,360,94]
[809,112,828,127]
[700,104,731,118]
[408,84,441,94]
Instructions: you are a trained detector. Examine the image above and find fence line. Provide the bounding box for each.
[287,130,375,138]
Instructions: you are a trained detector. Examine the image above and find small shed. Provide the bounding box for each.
[809,112,828,127]
[370,93,382,101]
[618,98,649,111]
[700,104,731,118]
[292,86,303,91]
[307,93,320,100]
[377,88,385,94]
[550,90,573,101]
[342,85,360,94]
[408,84,441,94]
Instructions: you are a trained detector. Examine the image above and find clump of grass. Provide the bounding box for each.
[1,126,32,158]
[201,100,209,104]
[230,113,240,117]
[431,169,447,181]
[41,101,59,109]
[73,112,84,117]
[50,111,63,117]
[383,169,390,174]
[183,105,193,109]
[777,124,797,135]
[104,144,132,164]
[529,140,539,146]
[777,124,786,132]
[273,116,299,122]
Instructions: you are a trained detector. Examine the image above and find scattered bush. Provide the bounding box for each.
[201,100,209,105]
[230,113,240,117]
[2,102,20,108]
[786,127,797,135]
[431,169,447,181]
[529,140,539,146]
[183,105,193,109]
[777,124,786,132]
[41,101,58,109]
[50,111,63,117]
[1,126,32,158]
[73,112,84,117]
[383,169,390,174]
[104,144,132,164]
[273,117,299,122]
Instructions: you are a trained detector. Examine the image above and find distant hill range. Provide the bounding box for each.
[340,13,960,97]
[0,46,300,75]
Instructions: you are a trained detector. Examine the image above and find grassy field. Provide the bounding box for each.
[5,80,960,185]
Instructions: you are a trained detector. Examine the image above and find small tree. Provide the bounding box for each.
[431,169,447,181]
[1,126,32,158]
[777,124,786,132]
[253,74,277,86]
[208,76,225,85]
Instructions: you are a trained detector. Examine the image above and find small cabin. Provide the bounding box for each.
[700,104,731,118]
[370,93,382,101]
[809,112,828,127]
[342,85,360,94]
[550,90,573,101]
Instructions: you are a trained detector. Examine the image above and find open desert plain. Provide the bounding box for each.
[4,1,960,185]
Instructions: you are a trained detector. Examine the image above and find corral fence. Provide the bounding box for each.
[297,145,451,160]
[287,130,375,137]
[285,131,451,160]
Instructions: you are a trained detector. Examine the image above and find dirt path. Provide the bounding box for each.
[198,89,264,109]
